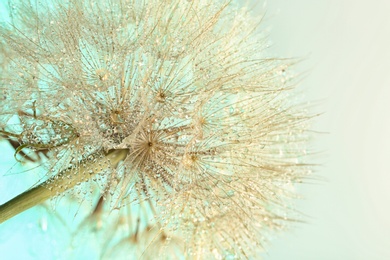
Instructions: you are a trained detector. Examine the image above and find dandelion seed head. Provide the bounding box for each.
[0,0,311,258]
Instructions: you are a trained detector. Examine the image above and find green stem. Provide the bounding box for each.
[0,149,129,224]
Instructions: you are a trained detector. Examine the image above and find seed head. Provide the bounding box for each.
[0,0,311,258]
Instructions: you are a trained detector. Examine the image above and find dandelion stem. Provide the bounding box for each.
[0,149,129,224]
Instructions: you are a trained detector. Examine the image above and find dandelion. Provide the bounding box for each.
[0,0,310,258]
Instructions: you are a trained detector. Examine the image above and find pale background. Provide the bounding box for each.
[1,0,390,259]
[263,0,390,259]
